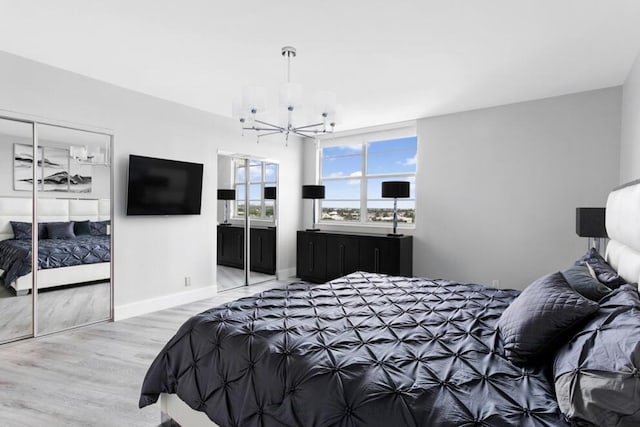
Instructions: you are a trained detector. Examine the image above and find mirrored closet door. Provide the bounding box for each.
[216,153,278,292]
[0,114,113,344]
[36,124,112,335]
[0,117,34,343]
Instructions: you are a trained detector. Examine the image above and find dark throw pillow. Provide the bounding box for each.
[497,272,599,364]
[74,220,92,236]
[90,220,110,236]
[554,285,640,426]
[46,221,76,240]
[575,248,626,289]
[10,221,32,240]
[561,264,612,301]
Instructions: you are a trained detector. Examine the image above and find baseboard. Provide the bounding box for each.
[114,286,217,321]
[277,267,297,280]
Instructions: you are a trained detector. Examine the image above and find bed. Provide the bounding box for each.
[140,181,640,427]
[0,197,111,295]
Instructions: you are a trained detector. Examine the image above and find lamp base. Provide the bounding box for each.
[387,233,404,237]
[306,228,321,232]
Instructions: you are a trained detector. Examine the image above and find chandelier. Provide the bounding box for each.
[232,46,339,144]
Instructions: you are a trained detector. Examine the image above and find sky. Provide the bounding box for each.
[321,136,417,208]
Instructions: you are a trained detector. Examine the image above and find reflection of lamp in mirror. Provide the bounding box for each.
[217,189,236,225]
[264,186,277,228]
[70,144,110,166]
[302,185,325,231]
[382,181,410,236]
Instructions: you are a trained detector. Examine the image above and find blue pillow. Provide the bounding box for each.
[46,222,76,240]
[10,222,48,239]
[90,220,110,236]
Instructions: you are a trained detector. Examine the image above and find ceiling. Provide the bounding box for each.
[1,0,639,130]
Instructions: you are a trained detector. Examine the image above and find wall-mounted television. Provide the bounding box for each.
[126,155,204,216]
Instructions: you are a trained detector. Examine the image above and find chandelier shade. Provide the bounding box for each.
[233,46,339,144]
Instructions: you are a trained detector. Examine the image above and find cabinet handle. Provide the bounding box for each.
[374,248,380,273]
[308,242,314,272]
[339,244,345,275]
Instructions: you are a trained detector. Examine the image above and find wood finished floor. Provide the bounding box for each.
[216,265,276,292]
[0,280,289,427]
[0,281,111,342]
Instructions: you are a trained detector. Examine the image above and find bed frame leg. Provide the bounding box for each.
[14,289,29,297]
[161,411,180,426]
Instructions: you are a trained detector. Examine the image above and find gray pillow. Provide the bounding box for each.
[9,221,48,239]
[497,272,599,364]
[46,221,76,240]
[554,285,640,426]
[575,248,626,289]
[562,264,612,301]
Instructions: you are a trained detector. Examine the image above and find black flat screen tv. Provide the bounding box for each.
[126,155,204,215]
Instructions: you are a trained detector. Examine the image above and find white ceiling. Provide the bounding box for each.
[0,0,639,130]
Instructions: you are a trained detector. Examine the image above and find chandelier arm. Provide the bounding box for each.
[256,130,283,138]
[243,126,283,132]
[253,119,285,131]
[292,122,326,131]
[291,130,317,139]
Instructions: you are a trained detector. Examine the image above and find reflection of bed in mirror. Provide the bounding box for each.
[0,197,110,295]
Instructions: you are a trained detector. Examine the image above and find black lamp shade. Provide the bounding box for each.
[381,181,410,198]
[217,189,236,200]
[302,185,325,199]
[264,186,277,200]
[576,207,607,238]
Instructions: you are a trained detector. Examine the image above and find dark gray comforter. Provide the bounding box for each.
[0,235,110,286]
[140,272,568,426]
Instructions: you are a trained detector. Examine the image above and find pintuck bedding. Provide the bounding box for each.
[0,235,111,286]
[140,272,569,426]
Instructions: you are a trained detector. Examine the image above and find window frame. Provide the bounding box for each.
[318,124,417,227]
[232,160,277,221]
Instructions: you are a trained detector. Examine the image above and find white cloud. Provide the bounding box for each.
[348,171,361,185]
[402,155,417,166]
[327,172,344,178]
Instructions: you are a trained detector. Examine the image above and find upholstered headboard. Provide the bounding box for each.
[0,197,110,241]
[605,179,640,287]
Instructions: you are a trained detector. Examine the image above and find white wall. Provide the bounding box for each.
[415,88,621,289]
[620,51,640,183]
[0,51,303,317]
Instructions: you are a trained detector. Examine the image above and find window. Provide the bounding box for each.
[320,128,417,225]
[234,159,277,220]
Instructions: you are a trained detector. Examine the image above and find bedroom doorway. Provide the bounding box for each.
[0,114,114,344]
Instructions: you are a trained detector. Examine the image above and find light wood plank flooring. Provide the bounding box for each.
[0,280,289,427]
[216,265,276,292]
[0,281,111,343]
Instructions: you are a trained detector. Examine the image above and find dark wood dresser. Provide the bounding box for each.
[296,230,412,283]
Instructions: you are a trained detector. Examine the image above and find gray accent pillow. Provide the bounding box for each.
[46,221,76,240]
[73,220,92,236]
[562,264,612,301]
[575,248,626,289]
[497,272,599,364]
[554,285,640,426]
